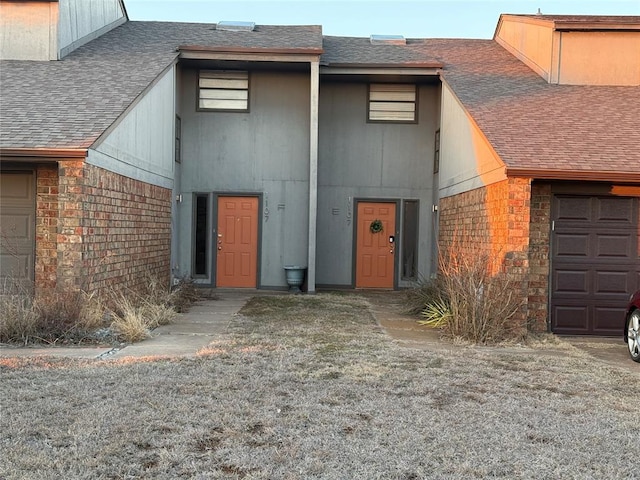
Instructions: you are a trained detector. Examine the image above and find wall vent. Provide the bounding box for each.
[370,34,406,45]
[217,21,256,32]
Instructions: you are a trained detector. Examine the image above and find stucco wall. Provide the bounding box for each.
[495,17,555,82]
[317,81,439,287]
[0,1,58,60]
[557,31,640,86]
[88,66,176,190]
[177,69,311,288]
[58,0,126,58]
[439,83,506,199]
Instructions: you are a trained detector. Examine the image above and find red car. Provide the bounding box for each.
[625,290,640,363]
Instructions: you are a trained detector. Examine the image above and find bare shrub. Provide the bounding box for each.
[0,271,189,345]
[0,293,39,345]
[109,295,152,343]
[404,274,443,315]
[425,239,525,344]
[169,277,200,313]
[0,286,108,345]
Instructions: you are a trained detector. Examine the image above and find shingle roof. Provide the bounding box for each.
[322,35,639,178]
[1,19,638,179]
[321,36,442,67]
[508,14,640,26]
[426,39,640,177]
[0,21,322,150]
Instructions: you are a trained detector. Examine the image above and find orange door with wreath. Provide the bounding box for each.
[216,196,258,288]
[355,202,396,289]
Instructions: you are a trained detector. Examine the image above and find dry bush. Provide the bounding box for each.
[0,294,39,345]
[169,277,200,313]
[109,295,152,343]
[424,239,525,344]
[0,285,108,345]
[0,271,191,345]
[403,274,443,315]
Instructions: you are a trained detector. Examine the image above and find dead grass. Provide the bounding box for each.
[1,293,638,479]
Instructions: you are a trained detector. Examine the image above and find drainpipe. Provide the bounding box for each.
[307,59,319,293]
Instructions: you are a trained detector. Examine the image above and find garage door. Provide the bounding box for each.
[0,172,36,290]
[551,195,639,335]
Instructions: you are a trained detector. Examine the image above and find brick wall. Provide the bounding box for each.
[528,182,552,332]
[35,164,59,290]
[438,177,532,333]
[35,160,172,296]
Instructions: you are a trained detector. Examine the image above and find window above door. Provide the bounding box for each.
[198,70,249,112]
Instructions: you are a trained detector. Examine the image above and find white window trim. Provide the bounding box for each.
[198,70,249,112]
[368,84,417,123]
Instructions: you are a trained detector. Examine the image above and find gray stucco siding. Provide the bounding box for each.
[317,82,439,287]
[177,69,311,288]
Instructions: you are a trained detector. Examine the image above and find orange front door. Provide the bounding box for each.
[216,196,258,288]
[356,202,396,289]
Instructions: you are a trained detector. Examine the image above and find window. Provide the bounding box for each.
[368,84,417,123]
[193,194,209,276]
[175,115,181,163]
[433,129,440,173]
[198,70,249,111]
[402,200,419,280]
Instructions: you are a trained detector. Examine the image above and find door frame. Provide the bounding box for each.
[211,192,263,288]
[351,198,400,289]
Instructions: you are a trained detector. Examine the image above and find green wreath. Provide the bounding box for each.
[370,219,384,234]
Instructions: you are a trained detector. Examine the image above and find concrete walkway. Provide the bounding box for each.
[0,290,637,373]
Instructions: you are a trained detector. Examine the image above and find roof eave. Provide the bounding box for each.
[179,45,324,61]
[324,61,444,69]
[0,148,88,160]
[506,167,640,184]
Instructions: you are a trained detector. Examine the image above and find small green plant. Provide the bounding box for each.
[418,298,452,328]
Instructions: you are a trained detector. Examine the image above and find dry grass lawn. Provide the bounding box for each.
[1,294,638,479]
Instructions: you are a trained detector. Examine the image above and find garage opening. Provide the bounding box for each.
[551,194,639,335]
[0,171,36,292]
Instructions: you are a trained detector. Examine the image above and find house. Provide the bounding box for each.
[1,0,638,336]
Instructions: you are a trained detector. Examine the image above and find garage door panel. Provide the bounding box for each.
[1,213,33,240]
[554,233,589,257]
[554,196,591,221]
[594,270,634,295]
[552,305,589,333]
[1,174,34,201]
[0,254,32,279]
[552,194,639,336]
[597,197,634,223]
[593,306,628,335]
[553,268,588,294]
[596,233,633,258]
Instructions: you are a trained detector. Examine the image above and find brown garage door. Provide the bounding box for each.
[551,195,639,335]
[0,171,36,291]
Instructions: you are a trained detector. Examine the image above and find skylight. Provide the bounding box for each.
[217,21,256,32]
[370,35,406,45]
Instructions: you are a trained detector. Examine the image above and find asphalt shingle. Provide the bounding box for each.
[0,21,322,150]
[0,18,638,178]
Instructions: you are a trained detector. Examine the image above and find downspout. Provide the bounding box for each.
[307,59,320,293]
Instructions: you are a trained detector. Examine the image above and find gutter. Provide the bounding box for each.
[505,167,640,184]
[178,45,324,55]
[0,148,88,160]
